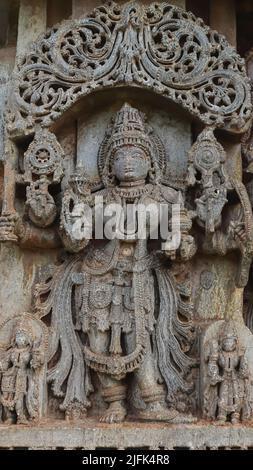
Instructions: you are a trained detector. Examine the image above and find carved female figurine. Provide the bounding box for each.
[0,320,44,424]
[205,322,251,424]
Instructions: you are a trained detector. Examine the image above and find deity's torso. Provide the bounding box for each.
[218,351,240,377]
[79,182,179,337]
[1,348,30,400]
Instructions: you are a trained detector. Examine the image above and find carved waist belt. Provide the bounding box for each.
[83,269,150,380]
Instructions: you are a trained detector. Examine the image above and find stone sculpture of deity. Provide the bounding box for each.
[0,318,45,424]
[35,103,197,423]
[205,321,251,424]
[0,0,253,435]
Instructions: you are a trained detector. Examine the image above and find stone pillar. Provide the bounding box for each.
[0,0,9,48]
[0,65,9,162]
[73,0,185,19]
[1,142,18,217]
[210,0,236,47]
[17,0,47,57]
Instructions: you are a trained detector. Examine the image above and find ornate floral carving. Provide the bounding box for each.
[187,127,253,287]
[242,47,253,206]
[7,1,251,136]
[23,129,63,183]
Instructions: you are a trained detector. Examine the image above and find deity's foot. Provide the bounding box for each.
[215,415,227,426]
[137,402,179,422]
[231,413,240,425]
[100,401,127,424]
[3,417,13,425]
[17,415,29,425]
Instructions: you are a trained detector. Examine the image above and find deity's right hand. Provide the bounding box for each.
[60,206,92,253]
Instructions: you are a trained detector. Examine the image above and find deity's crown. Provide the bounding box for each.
[221,320,238,341]
[109,103,152,157]
[14,315,32,337]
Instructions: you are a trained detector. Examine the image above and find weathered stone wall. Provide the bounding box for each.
[0,0,253,449]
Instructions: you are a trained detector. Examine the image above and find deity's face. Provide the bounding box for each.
[222,337,237,352]
[15,330,30,348]
[113,145,150,184]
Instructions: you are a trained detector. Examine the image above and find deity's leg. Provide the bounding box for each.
[88,326,127,423]
[124,331,178,421]
[15,396,28,424]
[217,382,228,424]
[217,407,227,424]
[230,394,241,424]
[3,406,14,424]
[231,411,240,424]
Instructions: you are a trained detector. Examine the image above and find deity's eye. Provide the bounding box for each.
[133,148,148,159]
[114,153,124,161]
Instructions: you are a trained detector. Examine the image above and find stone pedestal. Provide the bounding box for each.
[0,421,253,450]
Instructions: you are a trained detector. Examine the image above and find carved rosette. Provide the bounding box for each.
[188,127,227,183]
[23,128,64,183]
[21,128,64,228]
[6,1,251,136]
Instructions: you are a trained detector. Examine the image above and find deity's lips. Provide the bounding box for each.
[122,165,135,171]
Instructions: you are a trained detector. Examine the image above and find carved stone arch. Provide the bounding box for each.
[6,0,252,138]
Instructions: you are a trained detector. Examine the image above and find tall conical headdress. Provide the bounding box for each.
[14,315,33,340]
[108,103,153,157]
[220,320,238,341]
[98,103,166,186]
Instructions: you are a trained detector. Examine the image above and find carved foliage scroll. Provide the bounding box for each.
[7,1,251,135]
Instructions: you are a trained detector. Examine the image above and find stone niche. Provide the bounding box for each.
[74,90,192,184]
[0,0,253,450]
